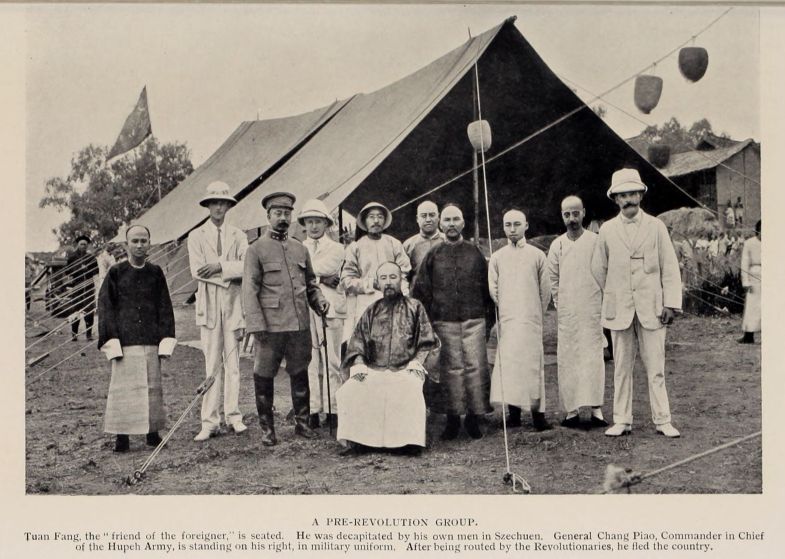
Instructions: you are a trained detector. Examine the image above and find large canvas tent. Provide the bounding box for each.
[129,17,693,251]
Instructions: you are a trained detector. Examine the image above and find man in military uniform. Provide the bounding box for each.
[242,192,329,446]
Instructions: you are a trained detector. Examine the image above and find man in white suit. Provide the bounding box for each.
[188,181,249,441]
[591,168,682,438]
[298,199,346,430]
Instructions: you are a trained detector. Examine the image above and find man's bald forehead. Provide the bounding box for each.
[441,205,463,219]
[376,261,402,276]
[126,224,151,239]
[417,201,439,214]
[503,209,526,222]
[561,195,584,211]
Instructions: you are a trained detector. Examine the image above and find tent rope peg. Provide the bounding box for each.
[125,470,146,487]
[503,471,531,494]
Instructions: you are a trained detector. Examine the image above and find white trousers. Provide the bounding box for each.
[610,314,672,426]
[308,313,344,413]
[199,295,242,430]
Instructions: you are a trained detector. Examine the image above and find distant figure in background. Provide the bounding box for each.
[738,220,761,344]
[402,201,445,284]
[97,225,176,453]
[489,209,552,431]
[734,197,744,226]
[340,202,411,343]
[96,243,117,290]
[708,232,719,259]
[67,235,99,341]
[547,196,607,429]
[338,262,439,455]
[591,168,682,439]
[725,199,736,229]
[298,199,347,430]
[188,182,248,441]
[412,204,493,440]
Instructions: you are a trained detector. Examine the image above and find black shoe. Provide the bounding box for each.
[71,335,78,342]
[114,435,130,453]
[507,405,522,428]
[589,416,609,428]
[464,414,483,439]
[253,376,277,446]
[532,411,552,431]
[291,374,320,440]
[85,332,93,341]
[308,413,321,429]
[737,333,755,344]
[146,432,162,446]
[401,444,422,457]
[441,415,461,440]
[560,415,581,429]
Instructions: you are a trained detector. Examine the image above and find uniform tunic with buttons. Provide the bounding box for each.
[242,231,325,333]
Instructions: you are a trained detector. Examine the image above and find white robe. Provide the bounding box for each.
[547,231,605,411]
[741,236,761,333]
[488,240,551,409]
[340,234,411,342]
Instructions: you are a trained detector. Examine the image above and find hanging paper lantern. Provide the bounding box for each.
[678,47,709,82]
[467,120,492,152]
[634,75,663,114]
[648,144,671,168]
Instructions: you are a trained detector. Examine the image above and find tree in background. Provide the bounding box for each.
[40,138,193,247]
[639,117,732,153]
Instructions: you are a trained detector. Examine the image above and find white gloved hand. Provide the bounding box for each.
[406,360,426,380]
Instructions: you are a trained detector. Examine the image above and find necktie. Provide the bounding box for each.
[216,227,222,256]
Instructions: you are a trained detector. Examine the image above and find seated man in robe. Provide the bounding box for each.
[336,261,440,455]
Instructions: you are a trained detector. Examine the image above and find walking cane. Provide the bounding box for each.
[125,374,216,485]
[320,313,333,436]
[125,341,240,486]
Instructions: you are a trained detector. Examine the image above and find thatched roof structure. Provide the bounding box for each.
[658,207,720,240]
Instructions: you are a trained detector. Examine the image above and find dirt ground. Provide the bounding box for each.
[25,300,761,495]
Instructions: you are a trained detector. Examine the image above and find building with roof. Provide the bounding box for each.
[628,134,760,230]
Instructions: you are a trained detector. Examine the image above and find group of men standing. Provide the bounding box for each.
[97,165,685,454]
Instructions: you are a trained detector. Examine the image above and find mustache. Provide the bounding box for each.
[623,202,638,208]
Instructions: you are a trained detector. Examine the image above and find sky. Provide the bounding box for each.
[24,3,760,251]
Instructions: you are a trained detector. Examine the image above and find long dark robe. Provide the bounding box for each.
[412,240,493,414]
[97,261,175,434]
[66,250,99,314]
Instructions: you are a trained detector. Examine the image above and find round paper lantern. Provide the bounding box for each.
[678,47,709,82]
[634,75,663,114]
[467,120,492,152]
[648,144,671,168]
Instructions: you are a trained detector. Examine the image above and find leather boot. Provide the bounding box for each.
[441,414,461,440]
[146,432,162,447]
[253,375,277,446]
[325,413,338,431]
[308,413,321,429]
[291,374,319,439]
[532,411,552,431]
[464,414,483,439]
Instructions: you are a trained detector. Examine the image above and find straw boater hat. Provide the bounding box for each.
[606,168,648,199]
[74,234,91,244]
[356,201,392,231]
[199,181,238,207]
[297,199,334,226]
[261,191,296,210]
